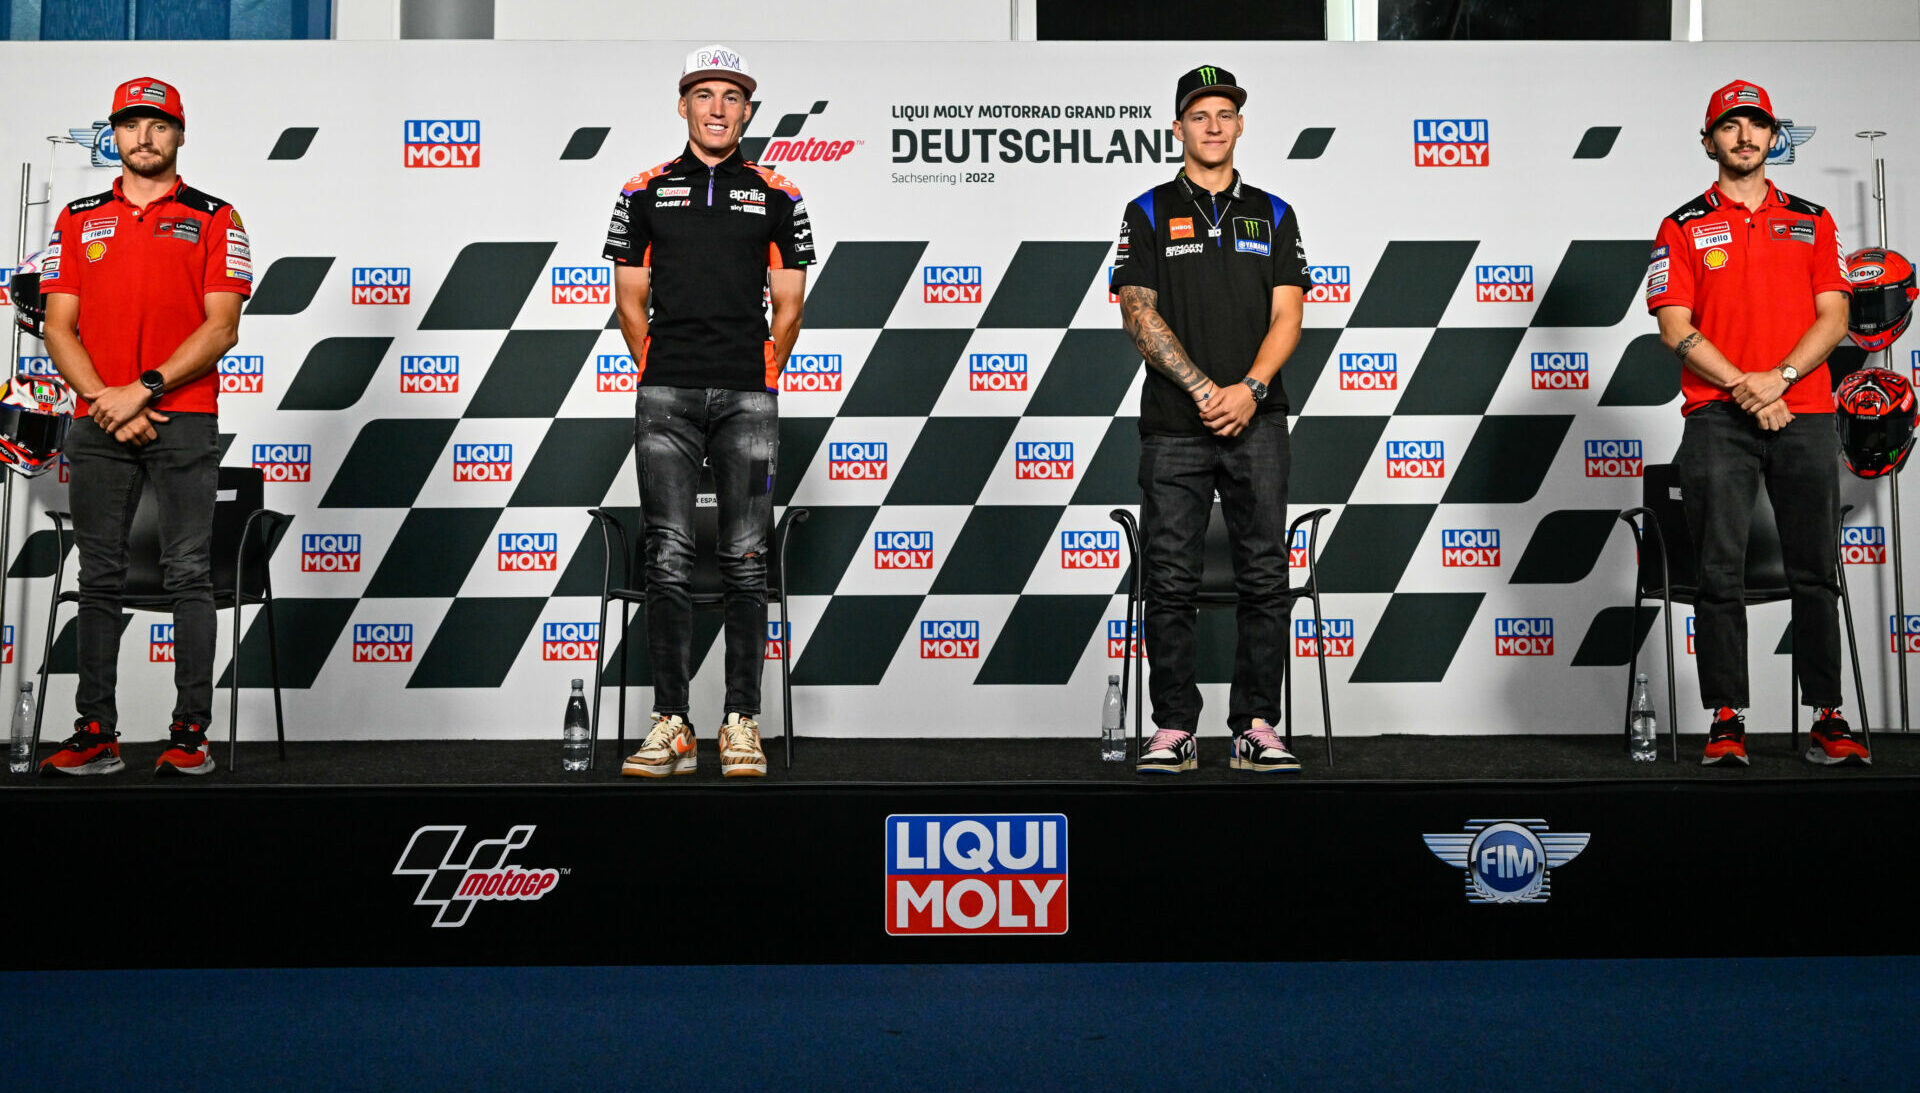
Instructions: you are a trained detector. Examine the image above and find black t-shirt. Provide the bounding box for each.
[1110,170,1309,436]
[603,144,815,392]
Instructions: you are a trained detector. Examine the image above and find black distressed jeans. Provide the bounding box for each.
[634,385,778,718]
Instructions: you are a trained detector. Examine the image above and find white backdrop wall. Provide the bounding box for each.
[3,40,1919,742]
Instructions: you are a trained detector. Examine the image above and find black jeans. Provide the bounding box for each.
[1674,403,1842,709]
[634,385,778,718]
[1138,413,1292,734]
[66,413,220,730]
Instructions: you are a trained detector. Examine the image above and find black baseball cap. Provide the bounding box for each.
[1175,65,1245,116]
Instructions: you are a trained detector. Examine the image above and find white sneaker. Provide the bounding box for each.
[719,713,766,778]
[622,713,696,778]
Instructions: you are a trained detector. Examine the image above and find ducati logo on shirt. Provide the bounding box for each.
[153,217,201,244]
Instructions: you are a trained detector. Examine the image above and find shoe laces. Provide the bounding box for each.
[1146,728,1190,754]
[1243,722,1285,750]
[168,722,208,747]
[723,716,760,750]
[641,716,685,750]
[61,722,113,750]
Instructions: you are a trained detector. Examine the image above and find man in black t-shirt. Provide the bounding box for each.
[1111,65,1310,775]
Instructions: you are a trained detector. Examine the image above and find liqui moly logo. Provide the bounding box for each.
[1441,528,1500,567]
[1060,530,1120,569]
[1338,352,1397,391]
[57,453,68,484]
[1494,617,1554,656]
[781,353,842,393]
[149,623,174,663]
[1306,265,1352,303]
[551,266,611,305]
[1842,526,1887,564]
[924,265,983,304]
[874,530,935,569]
[18,356,58,378]
[886,814,1068,936]
[2,624,11,665]
[453,443,513,482]
[596,354,637,393]
[828,441,888,480]
[1014,441,1073,480]
[498,532,559,571]
[1289,528,1308,569]
[969,353,1028,391]
[401,355,460,394]
[351,266,411,305]
[403,119,480,168]
[920,620,980,659]
[0,267,11,305]
[1891,615,1920,653]
[252,443,311,482]
[1686,615,1696,655]
[1294,618,1356,657]
[217,354,264,394]
[1414,118,1490,167]
[1531,352,1589,390]
[301,533,362,573]
[541,622,598,661]
[1107,265,1119,303]
[1476,265,1534,302]
[1385,440,1445,478]
[354,623,414,663]
[1106,619,1142,658]
[1584,439,1643,477]
[765,620,790,660]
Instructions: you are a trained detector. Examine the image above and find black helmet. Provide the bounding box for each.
[1836,366,1918,478]
[9,250,46,339]
[1846,248,1920,352]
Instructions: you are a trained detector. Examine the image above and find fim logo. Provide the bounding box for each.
[149,623,174,663]
[498,532,559,572]
[1294,618,1356,657]
[782,353,843,393]
[1891,615,1920,654]
[1014,441,1073,480]
[351,266,411,305]
[354,623,414,663]
[301,533,362,573]
[401,355,460,394]
[1494,617,1553,656]
[20,356,60,378]
[1442,528,1500,567]
[1338,352,1397,391]
[1414,118,1490,167]
[217,355,264,394]
[887,814,1068,936]
[924,265,983,304]
[552,265,611,305]
[969,353,1028,392]
[1060,530,1120,569]
[765,620,790,660]
[1531,352,1589,390]
[828,441,887,480]
[393,825,560,928]
[1106,619,1142,659]
[1306,265,1351,303]
[1842,526,1886,565]
[403,119,480,168]
[68,121,121,168]
[1768,120,1815,165]
[252,443,311,483]
[1585,439,1642,477]
[453,443,513,482]
[1385,440,1444,478]
[1289,528,1308,569]
[920,619,980,659]
[874,530,935,570]
[1475,264,1533,303]
[1423,819,1589,904]
[542,622,598,662]
[597,354,638,393]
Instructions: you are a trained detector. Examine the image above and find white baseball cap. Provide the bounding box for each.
[680,44,756,95]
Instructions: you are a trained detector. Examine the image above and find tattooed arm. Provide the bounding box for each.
[1118,285,1217,403]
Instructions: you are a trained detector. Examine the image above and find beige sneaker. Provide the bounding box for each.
[719,713,766,778]
[622,713,696,778]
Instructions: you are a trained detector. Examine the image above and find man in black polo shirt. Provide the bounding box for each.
[1111,65,1310,774]
[603,45,813,779]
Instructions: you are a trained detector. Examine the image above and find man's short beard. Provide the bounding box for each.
[123,146,177,178]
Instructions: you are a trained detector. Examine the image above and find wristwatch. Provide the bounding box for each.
[139,370,166,401]
[1777,364,1800,385]
[1242,376,1269,402]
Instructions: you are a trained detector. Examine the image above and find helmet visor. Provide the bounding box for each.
[1851,281,1917,334]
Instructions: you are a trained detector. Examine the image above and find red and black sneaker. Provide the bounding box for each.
[1702,707,1749,767]
[1807,709,1871,766]
[155,722,216,776]
[39,720,125,776]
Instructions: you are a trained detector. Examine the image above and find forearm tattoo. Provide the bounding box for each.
[1118,285,1213,398]
[1672,332,1702,361]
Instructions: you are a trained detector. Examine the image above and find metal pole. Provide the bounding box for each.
[2,163,31,712]
[1857,132,1910,731]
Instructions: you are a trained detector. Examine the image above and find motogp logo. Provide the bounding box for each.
[394,825,562,927]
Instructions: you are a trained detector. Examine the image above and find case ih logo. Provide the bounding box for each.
[252,443,311,482]
[301,533,362,573]
[1289,528,1308,568]
[1584,439,1643,477]
[782,353,843,393]
[1294,617,1356,657]
[924,265,983,303]
[217,354,264,394]
[1531,352,1589,390]
[596,354,638,393]
[1338,352,1397,390]
[1306,265,1351,303]
[18,356,58,378]
[403,119,480,168]
[401,355,460,394]
[1385,440,1445,478]
[969,353,1028,391]
[874,530,935,569]
[351,266,411,305]
[1106,619,1142,658]
[765,620,790,660]
[1441,528,1500,567]
[354,623,413,663]
[1842,526,1887,564]
[498,532,559,572]
[920,619,980,659]
[1414,118,1490,167]
[1494,617,1554,656]
[886,814,1068,936]
[149,623,174,663]
[1475,265,1533,302]
[393,825,560,928]
[1891,615,1920,654]
[542,622,599,661]
[453,443,513,482]
[1014,441,1073,479]
[741,99,859,164]
[1060,530,1121,569]
[552,266,611,305]
[828,441,888,480]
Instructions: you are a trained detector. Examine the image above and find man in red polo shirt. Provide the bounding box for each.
[36,77,250,776]
[1647,79,1866,766]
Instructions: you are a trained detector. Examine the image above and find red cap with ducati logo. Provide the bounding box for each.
[108,76,184,127]
[1703,79,1775,132]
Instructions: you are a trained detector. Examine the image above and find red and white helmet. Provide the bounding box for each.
[0,372,76,477]
[1846,248,1919,352]
[1836,366,1918,478]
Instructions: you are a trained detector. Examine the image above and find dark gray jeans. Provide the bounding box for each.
[66,412,220,729]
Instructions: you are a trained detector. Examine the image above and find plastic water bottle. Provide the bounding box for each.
[9,683,34,774]
[562,679,591,771]
[1101,675,1126,762]
[1630,673,1658,762]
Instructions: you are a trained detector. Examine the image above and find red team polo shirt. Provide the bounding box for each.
[1645,180,1851,416]
[38,176,253,415]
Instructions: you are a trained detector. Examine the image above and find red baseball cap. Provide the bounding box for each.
[1703,79,1774,131]
[108,77,185,127]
